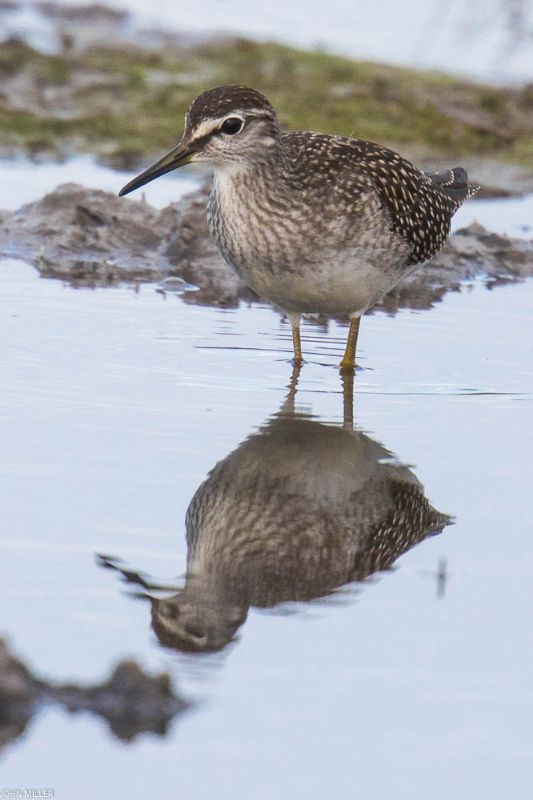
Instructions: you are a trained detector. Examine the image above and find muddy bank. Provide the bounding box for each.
[1,3,533,193]
[0,637,190,752]
[1,182,532,314]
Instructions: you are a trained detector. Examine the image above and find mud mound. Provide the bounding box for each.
[1,182,532,313]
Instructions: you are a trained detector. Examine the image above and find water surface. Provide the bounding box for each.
[1,238,532,796]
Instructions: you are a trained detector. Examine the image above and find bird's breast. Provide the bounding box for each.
[208,171,412,315]
[209,171,308,270]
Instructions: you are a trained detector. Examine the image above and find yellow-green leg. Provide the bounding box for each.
[291,324,303,364]
[340,316,361,371]
[288,313,303,364]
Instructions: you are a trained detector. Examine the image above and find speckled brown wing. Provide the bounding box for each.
[348,144,478,265]
[284,133,475,266]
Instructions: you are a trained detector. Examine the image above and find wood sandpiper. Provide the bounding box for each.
[119,85,478,369]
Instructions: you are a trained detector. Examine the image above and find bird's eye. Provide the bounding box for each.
[220,117,244,135]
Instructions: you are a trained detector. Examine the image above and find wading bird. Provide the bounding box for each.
[119,85,477,369]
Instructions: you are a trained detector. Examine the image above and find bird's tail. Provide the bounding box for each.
[426,166,479,204]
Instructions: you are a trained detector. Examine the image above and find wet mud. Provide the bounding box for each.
[1,181,532,313]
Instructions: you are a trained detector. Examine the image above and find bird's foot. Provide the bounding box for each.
[339,360,356,373]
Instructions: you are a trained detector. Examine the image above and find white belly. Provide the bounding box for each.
[241,249,411,316]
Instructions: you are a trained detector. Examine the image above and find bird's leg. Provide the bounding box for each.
[291,325,303,364]
[340,315,361,371]
[287,312,303,365]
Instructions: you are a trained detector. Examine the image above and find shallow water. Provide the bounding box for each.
[1,192,533,800]
[0,157,199,211]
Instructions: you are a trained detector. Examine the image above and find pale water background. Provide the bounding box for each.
[1,1,533,797]
[4,0,533,82]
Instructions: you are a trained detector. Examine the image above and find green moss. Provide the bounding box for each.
[46,56,70,86]
[0,36,531,170]
[0,39,36,76]
[126,67,146,91]
[479,88,508,115]
[519,84,533,110]
[510,134,533,166]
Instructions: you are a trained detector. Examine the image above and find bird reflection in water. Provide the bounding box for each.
[99,368,450,654]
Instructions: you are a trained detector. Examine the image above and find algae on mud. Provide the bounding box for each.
[1,12,533,194]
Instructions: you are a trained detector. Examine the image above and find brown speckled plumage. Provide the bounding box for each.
[185,85,278,131]
[203,87,478,320]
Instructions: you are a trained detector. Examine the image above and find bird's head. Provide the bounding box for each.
[150,588,247,654]
[119,85,280,197]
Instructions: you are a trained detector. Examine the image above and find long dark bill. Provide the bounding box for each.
[118,142,192,197]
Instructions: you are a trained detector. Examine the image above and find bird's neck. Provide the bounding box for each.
[212,140,292,185]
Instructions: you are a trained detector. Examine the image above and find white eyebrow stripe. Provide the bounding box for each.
[189,109,271,140]
[191,118,224,139]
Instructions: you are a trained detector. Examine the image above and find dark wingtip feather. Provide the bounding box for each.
[426,166,477,203]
